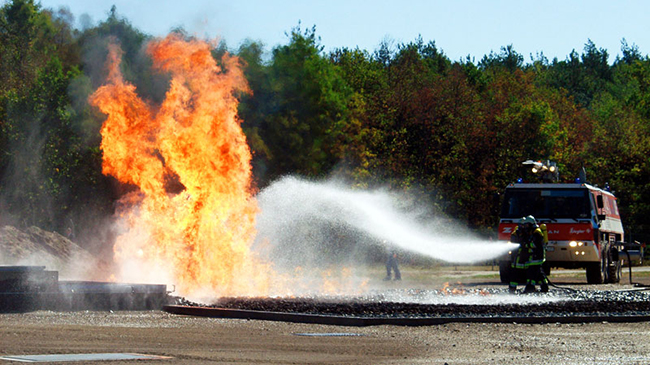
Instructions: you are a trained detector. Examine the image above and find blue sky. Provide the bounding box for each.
[36,0,650,63]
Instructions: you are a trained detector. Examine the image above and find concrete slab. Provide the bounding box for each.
[293,332,365,336]
[0,353,172,362]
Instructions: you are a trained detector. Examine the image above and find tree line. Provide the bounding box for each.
[1,0,649,250]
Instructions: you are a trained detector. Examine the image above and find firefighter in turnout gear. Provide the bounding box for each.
[509,215,549,293]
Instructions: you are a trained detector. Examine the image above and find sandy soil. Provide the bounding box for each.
[3,266,650,364]
[4,224,649,363]
[2,310,650,364]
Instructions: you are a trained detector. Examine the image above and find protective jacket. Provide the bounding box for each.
[511,226,546,268]
[510,223,549,292]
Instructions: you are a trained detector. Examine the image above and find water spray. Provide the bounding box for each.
[255,176,518,265]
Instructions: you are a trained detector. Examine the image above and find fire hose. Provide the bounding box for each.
[540,244,650,292]
[622,248,650,289]
[541,269,578,292]
[611,241,650,290]
[509,243,578,292]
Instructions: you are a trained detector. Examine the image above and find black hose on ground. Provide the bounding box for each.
[506,263,578,293]
[515,249,649,293]
[510,251,645,293]
[623,249,650,288]
[541,270,579,292]
[540,250,641,292]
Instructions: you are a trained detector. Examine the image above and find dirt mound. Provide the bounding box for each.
[0,226,108,280]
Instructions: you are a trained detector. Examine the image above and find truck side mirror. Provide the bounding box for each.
[597,195,604,209]
[598,214,606,221]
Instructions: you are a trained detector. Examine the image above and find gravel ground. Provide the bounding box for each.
[194,288,650,319]
[3,271,650,364]
[2,310,650,364]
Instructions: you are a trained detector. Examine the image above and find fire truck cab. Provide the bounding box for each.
[498,182,624,284]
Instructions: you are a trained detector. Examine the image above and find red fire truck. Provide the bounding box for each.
[498,181,625,284]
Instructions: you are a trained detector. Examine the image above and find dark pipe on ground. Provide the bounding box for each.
[163,304,650,326]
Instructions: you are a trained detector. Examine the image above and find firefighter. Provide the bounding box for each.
[384,248,401,281]
[508,222,528,293]
[509,215,548,293]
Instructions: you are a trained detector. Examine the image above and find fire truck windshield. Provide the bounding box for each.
[500,188,591,220]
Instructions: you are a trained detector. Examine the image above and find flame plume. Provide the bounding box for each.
[89,35,270,297]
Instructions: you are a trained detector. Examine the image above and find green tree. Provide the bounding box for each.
[329,47,388,184]
[479,45,524,72]
[541,40,612,108]
[0,0,113,245]
[0,0,56,93]
[239,25,352,184]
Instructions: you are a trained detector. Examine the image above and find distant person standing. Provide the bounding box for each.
[384,248,401,281]
[65,226,75,242]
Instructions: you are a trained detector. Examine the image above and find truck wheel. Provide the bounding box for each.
[499,261,512,284]
[607,259,622,284]
[586,262,604,284]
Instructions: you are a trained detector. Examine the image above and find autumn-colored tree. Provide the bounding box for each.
[2,2,650,243]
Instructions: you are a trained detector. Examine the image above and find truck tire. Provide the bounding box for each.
[609,247,622,284]
[586,261,604,284]
[499,261,512,284]
[607,259,622,284]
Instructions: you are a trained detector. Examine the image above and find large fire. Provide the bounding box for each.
[89,34,270,297]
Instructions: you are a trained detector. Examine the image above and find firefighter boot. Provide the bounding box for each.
[523,284,537,293]
[540,281,549,293]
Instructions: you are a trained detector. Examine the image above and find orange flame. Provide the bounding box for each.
[440,281,467,295]
[89,35,270,297]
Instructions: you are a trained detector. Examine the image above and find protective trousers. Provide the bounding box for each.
[525,262,548,292]
[525,243,548,292]
[509,247,528,291]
